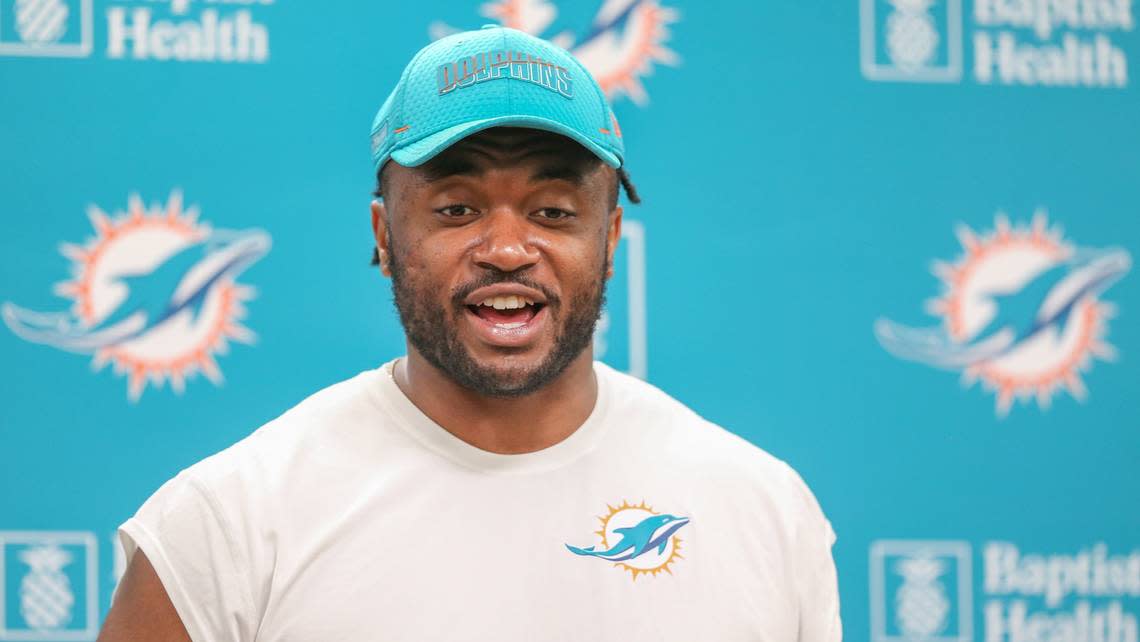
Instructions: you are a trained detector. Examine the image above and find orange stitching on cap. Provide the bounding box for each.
[394,126,410,134]
[598,128,611,134]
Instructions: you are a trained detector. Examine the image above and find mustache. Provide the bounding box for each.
[451,270,560,308]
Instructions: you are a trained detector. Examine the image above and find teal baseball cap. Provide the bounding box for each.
[370,25,624,173]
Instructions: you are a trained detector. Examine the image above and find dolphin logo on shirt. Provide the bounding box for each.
[566,513,690,562]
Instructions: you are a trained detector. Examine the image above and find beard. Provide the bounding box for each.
[387,244,608,398]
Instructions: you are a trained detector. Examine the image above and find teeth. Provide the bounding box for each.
[478,295,532,310]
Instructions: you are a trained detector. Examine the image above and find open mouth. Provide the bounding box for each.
[465,294,546,329]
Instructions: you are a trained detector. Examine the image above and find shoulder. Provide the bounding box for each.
[115,370,387,640]
[598,362,832,534]
[598,361,789,474]
[175,366,389,496]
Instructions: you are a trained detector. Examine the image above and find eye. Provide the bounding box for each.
[534,208,575,221]
[436,204,477,218]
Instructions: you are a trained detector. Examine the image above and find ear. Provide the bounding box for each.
[605,205,623,280]
[371,200,392,277]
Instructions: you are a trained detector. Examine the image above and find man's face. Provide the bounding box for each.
[372,127,623,397]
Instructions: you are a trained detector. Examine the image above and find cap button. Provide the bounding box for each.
[481,23,499,29]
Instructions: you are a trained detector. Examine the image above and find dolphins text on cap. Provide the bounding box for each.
[437,50,574,98]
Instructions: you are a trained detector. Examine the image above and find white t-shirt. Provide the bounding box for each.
[117,359,842,641]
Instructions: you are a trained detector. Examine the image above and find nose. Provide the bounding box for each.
[471,207,540,273]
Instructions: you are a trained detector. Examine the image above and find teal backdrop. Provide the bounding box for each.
[2,1,1138,640]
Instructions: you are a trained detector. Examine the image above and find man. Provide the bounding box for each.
[100,26,842,641]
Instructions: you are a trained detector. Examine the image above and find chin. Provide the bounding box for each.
[451,347,572,398]
[471,353,548,383]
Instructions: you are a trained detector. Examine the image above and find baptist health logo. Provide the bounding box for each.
[871,541,973,642]
[861,0,1133,87]
[875,210,1131,416]
[0,0,271,62]
[2,190,271,401]
[0,532,97,641]
[873,540,1140,642]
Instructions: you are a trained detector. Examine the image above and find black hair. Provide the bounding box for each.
[370,165,641,265]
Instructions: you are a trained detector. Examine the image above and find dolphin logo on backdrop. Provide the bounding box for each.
[566,500,689,580]
[429,0,680,105]
[2,190,271,401]
[874,210,1131,416]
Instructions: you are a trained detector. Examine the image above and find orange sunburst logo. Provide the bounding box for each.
[566,499,689,580]
[2,190,271,401]
[875,209,1131,416]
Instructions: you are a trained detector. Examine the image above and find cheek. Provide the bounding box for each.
[545,240,608,290]
[396,229,467,297]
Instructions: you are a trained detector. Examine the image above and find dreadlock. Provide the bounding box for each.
[370,166,641,266]
[616,167,640,205]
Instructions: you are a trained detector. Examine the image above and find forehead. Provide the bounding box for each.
[416,126,603,182]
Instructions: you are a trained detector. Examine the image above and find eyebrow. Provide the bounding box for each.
[529,163,586,185]
[420,154,589,186]
[421,156,479,183]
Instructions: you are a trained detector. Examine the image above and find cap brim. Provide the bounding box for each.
[390,115,621,169]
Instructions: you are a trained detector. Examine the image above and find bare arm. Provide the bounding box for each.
[98,550,192,642]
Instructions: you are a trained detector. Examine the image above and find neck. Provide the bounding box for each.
[392,346,599,455]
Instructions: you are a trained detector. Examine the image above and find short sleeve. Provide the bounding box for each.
[783,462,843,642]
[116,472,258,642]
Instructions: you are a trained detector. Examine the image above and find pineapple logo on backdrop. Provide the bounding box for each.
[0,0,93,57]
[13,0,70,44]
[428,0,680,105]
[874,210,1131,416]
[894,555,952,637]
[0,531,98,640]
[861,0,963,81]
[870,540,972,642]
[2,190,271,401]
[886,0,941,70]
